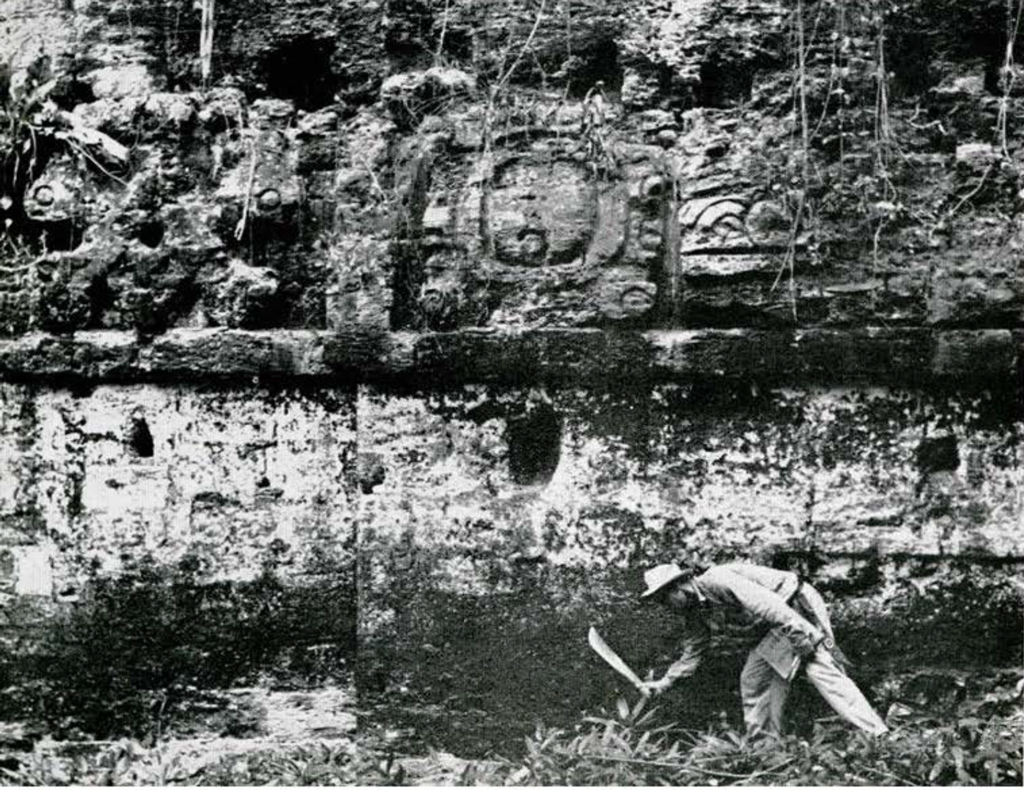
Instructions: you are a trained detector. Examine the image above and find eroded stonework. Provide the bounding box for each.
[2,0,1021,337]
[0,383,356,611]
[356,383,1023,750]
[0,0,1022,757]
[389,102,672,329]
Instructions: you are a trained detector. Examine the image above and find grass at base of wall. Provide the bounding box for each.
[3,678,1021,786]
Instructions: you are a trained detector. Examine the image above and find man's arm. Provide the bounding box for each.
[702,567,824,654]
[641,616,710,695]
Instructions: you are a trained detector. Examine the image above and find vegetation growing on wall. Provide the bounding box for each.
[0,55,128,241]
[767,0,1024,316]
[0,0,1021,784]
[0,54,131,334]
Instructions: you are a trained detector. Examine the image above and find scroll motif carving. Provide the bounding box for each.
[677,194,798,278]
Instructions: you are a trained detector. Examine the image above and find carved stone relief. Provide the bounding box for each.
[392,111,673,330]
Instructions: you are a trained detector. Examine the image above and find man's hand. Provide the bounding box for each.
[792,628,827,658]
[638,677,673,697]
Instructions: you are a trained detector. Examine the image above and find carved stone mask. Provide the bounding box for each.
[486,160,597,267]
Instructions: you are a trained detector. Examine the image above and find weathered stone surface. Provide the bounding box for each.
[0,328,1022,387]
[0,383,356,580]
[1,0,1023,758]
[357,383,1023,750]
[931,330,1017,380]
[795,329,933,382]
[140,330,335,378]
[0,332,141,380]
[2,0,1024,336]
[0,381,359,685]
[201,260,280,329]
[0,331,339,381]
[381,67,477,128]
[0,1,78,73]
[358,385,1023,567]
[929,263,1024,327]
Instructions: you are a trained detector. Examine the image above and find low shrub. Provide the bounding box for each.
[512,685,1024,786]
[3,740,414,787]
[3,676,1020,786]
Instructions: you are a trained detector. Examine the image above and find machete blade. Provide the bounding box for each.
[588,626,648,695]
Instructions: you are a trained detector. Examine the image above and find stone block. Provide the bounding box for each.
[12,544,54,597]
[955,142,999,172]
[931,330,1016,381]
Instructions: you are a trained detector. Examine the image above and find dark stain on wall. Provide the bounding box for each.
[916,433,959,474]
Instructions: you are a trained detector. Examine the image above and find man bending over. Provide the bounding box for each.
[639,561,888,738]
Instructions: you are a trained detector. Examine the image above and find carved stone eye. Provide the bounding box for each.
[33,185,55,206]
[258,189,281,209]
[641,175,667,200]
[621,286,655,317]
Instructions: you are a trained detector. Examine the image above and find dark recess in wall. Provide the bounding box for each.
[128,416,154,458]
[135,219,166,249]
[569,38,624,97]
[886,0,1024,97]
[262,37,338,110]
[696,55,756,108]
[916,433,959,474]
[506,399,562,485]
[30,220,85,253]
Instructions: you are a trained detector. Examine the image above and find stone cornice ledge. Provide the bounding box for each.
[0,328,1019,388]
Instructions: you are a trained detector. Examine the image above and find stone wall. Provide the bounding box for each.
[1,0,1022,339]
[0,382,357,735]
[356,382,1022,752]
[0,0,1021,754]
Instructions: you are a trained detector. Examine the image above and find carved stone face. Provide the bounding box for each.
[486,160,598,267]
[24,158,91,224]
[214,143,301,219]
[212,102,303,247]
[397,128,668,329]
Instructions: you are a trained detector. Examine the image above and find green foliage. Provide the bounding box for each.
[1,741,409,787]
[511,689,1024,786]
[1,55,58,223]
[1,740,208,786]
[517,695,694,785]
[3,685,1020,786]
[195,743,405,786]
[0,55,128,236]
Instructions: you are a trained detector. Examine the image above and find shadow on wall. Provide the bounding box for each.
[0,554,357,740]
[357,560,1023,758]
[505,397,562,486]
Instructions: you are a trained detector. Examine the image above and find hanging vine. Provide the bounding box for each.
[198,0,216,87]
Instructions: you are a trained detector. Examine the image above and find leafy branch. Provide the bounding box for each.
[0,55,129,239]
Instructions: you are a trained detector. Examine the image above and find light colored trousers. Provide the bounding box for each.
[739,584,889,737]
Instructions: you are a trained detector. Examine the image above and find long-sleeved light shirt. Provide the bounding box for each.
[662,563,824,684]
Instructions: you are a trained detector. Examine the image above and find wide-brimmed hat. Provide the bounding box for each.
[641,562,688,599]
